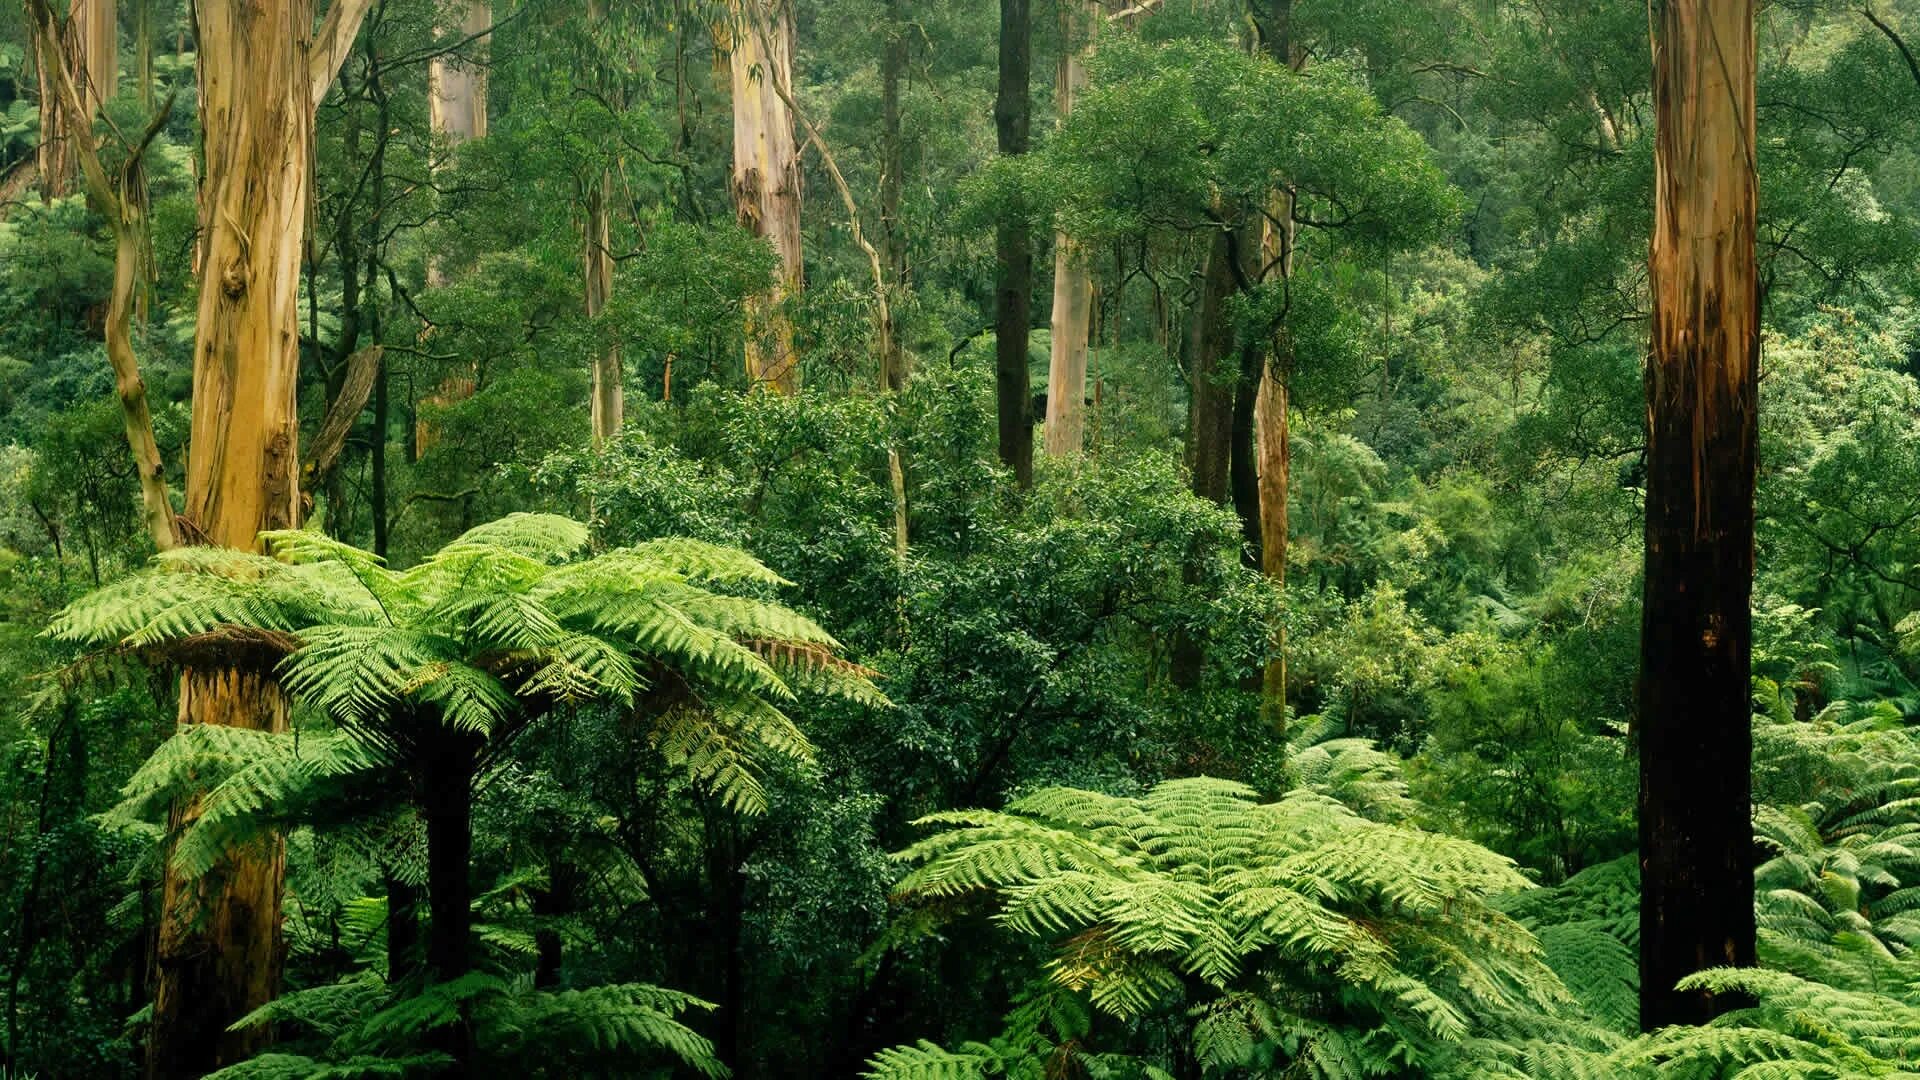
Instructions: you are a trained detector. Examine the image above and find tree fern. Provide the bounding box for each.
[208,972,726,1079]
[882,777,1569,1075]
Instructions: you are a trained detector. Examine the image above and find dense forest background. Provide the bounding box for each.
[4,0,1920,1076]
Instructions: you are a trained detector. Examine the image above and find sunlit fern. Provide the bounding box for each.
[51,513,885,814]
[876,776,1568,1076]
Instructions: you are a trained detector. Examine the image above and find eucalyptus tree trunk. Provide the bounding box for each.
[427,0,488,292]
[1255,0,1299,737]
[150,1,374,1073]
[1043,0,1094,458]
[586,169,623,443]
[427,0,489,153]
[22,0,174,553]
[729,0,804,393]
[152,672,290,1078]
[994,0,1034,487]
[1639,0,1759,1031]
[35,0,115,198]
[1187,225,1237,506]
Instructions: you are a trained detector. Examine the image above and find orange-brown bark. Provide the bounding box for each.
[1639,0,1759,1031]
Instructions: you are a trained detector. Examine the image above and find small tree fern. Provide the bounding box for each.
[871,777,1569,1076]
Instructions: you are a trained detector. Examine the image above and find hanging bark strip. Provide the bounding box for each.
[728,0,805,393]
[1639,0,1760,1031]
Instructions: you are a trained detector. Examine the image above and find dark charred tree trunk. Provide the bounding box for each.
[1230,340,1263,569]
[1639,0,1759,1031]
[994,0,1033,488]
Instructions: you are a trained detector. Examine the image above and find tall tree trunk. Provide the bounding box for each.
[147,2,374,1073]
[24,0,174,552]
[78,0,116,110]
[729,0,804,393]
[134,0,151,111]
[1169,226,1240,691]
[1639,0,1759,1031]
[878,0,907,394]
[994,0,1033,487]
[35,0,115,198]
[427,0,488,293]
[1044,0,1093,458]
[184,0,314,548]
[585,169,623,443]
[427,0,488,156]
[149,670,291,1078]
[1255,0,1299,739]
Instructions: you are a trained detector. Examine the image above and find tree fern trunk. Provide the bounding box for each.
[421,731,480,1068]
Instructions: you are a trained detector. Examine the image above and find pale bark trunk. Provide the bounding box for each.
[1639,0,1759,1031]
[184,0,312,549]
[428,0,489,148]
[148,2,372,1073]
[1044,0,1094,457]
[586,169,623,444]
[35,0,115,199]
[24,0,174,552]
[427,0,488,290]
[729,0,804,393]
[75,0,115,112]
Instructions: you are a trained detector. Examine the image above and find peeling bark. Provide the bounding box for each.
[1639,0,1759,1031]
[149,1,375,1071]
[1255,0,1299,739]
[728,0,804,393]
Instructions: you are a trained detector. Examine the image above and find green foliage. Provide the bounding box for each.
[52,514,878,813]
[205,973,725,1079]
[885,777,1567,1074]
